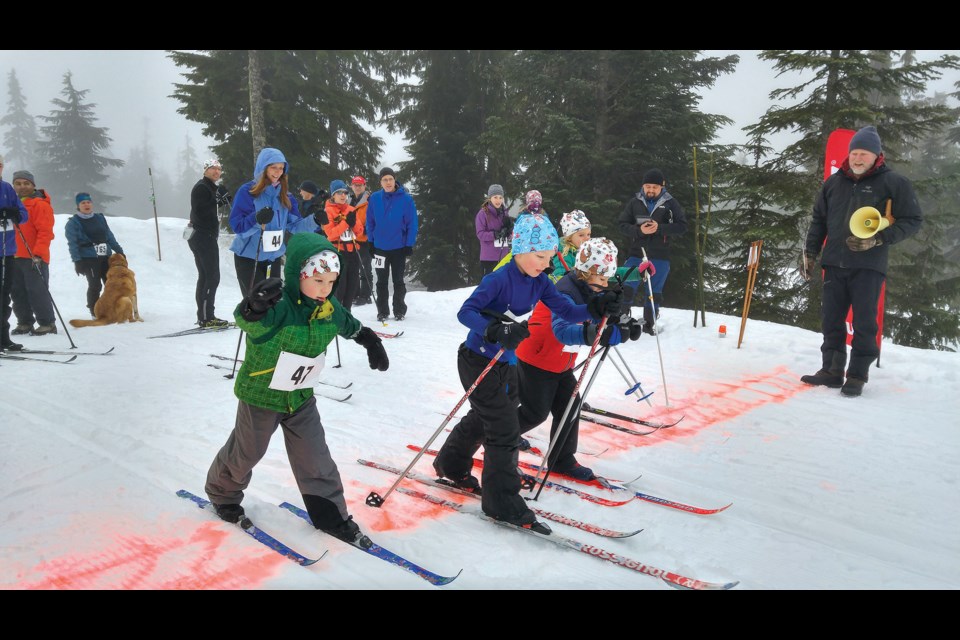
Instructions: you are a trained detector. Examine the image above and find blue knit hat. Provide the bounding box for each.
[76,192,92,206]
[849,126,882,156]
[329,179,348,194]
[512,213,558,255]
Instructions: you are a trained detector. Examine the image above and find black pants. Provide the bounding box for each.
[356,242,373,302]
[76,256,110,314]
[434,345,531,521]
[480,260,499,276]
[235,254,281,299]
[334,249,360,312]
[517,360,580,470]
[374,249,407,318]
[189,232,221,323]
[820,266,885,379]
[11,258,54,325]
[1,255,14,345]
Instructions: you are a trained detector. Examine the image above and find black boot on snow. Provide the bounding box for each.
[213,502,246,524]
[800,368,844,388]
[322,516,373,549]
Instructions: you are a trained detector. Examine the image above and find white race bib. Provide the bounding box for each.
[373,254,386,269]
[340,228,356,242]
[493,237,507,248]
[262,230,284,252]
[94,243,108,256]
[268,352,326,392]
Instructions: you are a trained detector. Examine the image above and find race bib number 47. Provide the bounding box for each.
[268,352,326,391]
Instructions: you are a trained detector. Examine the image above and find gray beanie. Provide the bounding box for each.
[12,170,35,185]
[849,126,882,156]
[487,184,505,198]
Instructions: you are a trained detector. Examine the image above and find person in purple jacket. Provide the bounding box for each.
[0,176,30,351]
[432,213,623,533]
[475,184,512,275]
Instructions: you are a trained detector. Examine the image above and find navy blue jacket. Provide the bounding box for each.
[0,180,30,257]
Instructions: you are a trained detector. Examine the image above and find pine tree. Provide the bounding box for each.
[36,72,123,213]
[741,50,960,347]
[386,50,513,289]
[1,69,39,172]
[477,50,738,306]
[168,50,390,197]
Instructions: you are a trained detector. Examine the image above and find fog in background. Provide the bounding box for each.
[1,50,956,219]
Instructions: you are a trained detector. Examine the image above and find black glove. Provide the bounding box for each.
[402,246,413,257]
[583,322,618,347]
[317,189,330,202]
[484,320,530,350]
[216,189,232,207]
[345,211,357,227]
[587,289,624,320]
[241,277,284,321]
[618,317,644,341]
[74,261,84,276]
[846,234,883,252]
[255,207,274,225]
[353,326,389,371]
[0,206,22,224]
[314,210,328,226]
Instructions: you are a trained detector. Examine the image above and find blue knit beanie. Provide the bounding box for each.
[849,126,882,156]
[512,213,558,255]
[76,192,92,206]
[329,179,348,194]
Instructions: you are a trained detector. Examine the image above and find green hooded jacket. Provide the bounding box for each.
[233,232,361,412]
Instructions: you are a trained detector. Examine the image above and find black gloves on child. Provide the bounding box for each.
[354,326,389,371]
[484,320,530,350]
[241,277,284,321]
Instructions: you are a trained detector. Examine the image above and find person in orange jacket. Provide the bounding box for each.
[348,175,373,306]
[322,179,364,311]
[10,170,56,336]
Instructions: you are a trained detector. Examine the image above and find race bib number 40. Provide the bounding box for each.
[262,230,284,252]
[268,352,326,391]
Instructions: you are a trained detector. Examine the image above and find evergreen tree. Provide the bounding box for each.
[477,50,738,306]
[2,69,39,172]
[386,50,512,289]
[168,50,390,196]
[113,123,174,220]
[741,50,960,347]
[36,72,123,213]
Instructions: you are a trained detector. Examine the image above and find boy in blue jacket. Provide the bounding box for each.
[432,214,622,533]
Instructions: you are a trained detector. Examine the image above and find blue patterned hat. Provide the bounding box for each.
[512,213,558,255]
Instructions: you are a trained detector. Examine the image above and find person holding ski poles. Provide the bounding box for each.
[431,213,623,533]
[0,174,29,351]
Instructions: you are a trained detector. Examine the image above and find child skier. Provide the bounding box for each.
[204,232,389,548]
[432,213,623,533]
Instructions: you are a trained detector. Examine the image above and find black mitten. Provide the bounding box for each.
[353,326,389,371]
[484,320,530,350]
[241,277,284,321]
[587,289,624,320]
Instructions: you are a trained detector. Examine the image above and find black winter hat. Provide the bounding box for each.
[299,180,320,196]
[642,168,665,186]
[849,126,882,156]
[379,167,396,179]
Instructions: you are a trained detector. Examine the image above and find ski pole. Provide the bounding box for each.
[366,347,506,508]
[641,248,669,406]
[332,335,342,368]
[148,167,161,261]
[12,221,77,348]
[611,346,652,406]
[225,224,265,380]
[0,223,7,352]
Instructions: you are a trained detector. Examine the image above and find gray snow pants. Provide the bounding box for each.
[205,396,350,529]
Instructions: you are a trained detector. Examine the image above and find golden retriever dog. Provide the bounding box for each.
[69,253,143,327]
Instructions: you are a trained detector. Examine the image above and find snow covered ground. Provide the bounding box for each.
[2,215,958,590]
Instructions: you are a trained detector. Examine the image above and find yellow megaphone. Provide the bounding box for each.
[850,206,891,239]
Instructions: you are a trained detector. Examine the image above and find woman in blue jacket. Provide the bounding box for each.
[229,148,318,296]
[64,192,124,319]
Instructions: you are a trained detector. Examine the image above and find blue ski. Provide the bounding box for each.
[177,490,323,566]
[278,501,461,586]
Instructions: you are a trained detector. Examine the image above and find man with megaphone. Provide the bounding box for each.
[800,125,922,397]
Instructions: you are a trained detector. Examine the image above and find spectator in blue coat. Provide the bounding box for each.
[64,192,125,321]
[0,176,30,350]
[364,167,418,322]
[229,147,317,297]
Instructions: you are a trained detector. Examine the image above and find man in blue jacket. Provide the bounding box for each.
[0,176,30,351]
[364,167,417,322]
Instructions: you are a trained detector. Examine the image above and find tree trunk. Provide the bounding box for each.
[818,50,842,180]
[248,50,267,160]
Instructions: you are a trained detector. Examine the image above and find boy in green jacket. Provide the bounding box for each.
[205,232,389,548]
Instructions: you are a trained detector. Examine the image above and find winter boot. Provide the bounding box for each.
[554,463,596,482]
[321,516,373,549]
[213,502,246,524]
[376,313,388,323]
[11,323,33,336]
[433,458,482,495]
[490,508,552,535]
[30,323,58,336]
[200,317,230,328]
[394,313,405,321]
[841,375,867,398]
[518,436,532,452]
[800,368,844,388]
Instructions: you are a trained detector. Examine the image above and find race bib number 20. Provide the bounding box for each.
[268,352,326,391]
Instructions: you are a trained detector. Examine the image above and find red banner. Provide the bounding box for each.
[823,128,884,353]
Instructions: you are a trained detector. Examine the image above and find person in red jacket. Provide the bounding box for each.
[10,170,56,336]
[515,237,644,480]
[322,180,364,311]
